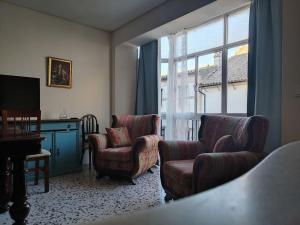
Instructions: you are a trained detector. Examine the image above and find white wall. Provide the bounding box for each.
[113,44,138,115]
[0,2,111,129]
[282,0,300,144]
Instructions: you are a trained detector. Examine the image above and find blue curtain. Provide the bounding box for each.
[135,40,158,115]
[247,0,282,152]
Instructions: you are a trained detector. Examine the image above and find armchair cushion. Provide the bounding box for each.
[106,127,132,147]
[163,160,194,197]
[159,140,208,163]
[213,135,237,153]
[100,146,132,162]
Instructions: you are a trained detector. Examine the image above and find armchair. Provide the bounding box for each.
[159,115,268,200]
[88,114,160,184]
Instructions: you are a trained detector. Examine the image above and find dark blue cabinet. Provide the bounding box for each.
[39,119,82,177]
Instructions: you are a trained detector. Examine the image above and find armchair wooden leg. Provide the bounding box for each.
[44,157,49,193]
[147,168,154,174]
[127,177,136,185]
[34,160,39,185]
[164,193,172,202]
[96,173,104,179]
[155,159,160,166]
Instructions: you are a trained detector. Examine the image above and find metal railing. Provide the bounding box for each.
[160,112,246,140]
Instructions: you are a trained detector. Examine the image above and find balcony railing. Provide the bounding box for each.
[160,112,246,140]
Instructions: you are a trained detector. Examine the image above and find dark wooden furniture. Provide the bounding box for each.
[1,110,51,193]
[0,157,11,213]
[26,150,51,192]
[0,128,44,225]
[80,114,99,169]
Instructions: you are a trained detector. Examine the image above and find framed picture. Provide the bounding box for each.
[47,57,72,88]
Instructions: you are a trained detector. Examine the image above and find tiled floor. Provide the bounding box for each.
[0,166,165,225]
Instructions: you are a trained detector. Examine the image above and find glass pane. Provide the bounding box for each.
[228,8,250,43]
[175,33,186,57]
[227,44,248,113]
[197,52,222,113]
[187,18,224,54]
[160,36,169,59]
[175,60,195,113]
[176,59,195,74]
[160,63,168,113]
[160,85,168,113]
[161,63,168,77]
[188,58,195,73]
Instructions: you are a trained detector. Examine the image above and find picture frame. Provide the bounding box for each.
[47,57,72,88]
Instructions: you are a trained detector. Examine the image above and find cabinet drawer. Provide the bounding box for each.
[40,122,78,131]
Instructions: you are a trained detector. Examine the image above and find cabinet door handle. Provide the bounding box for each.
[57,148,60,156]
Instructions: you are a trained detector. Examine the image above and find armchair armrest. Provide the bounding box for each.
[132,134,161,154]
[132,134,161,177]
[192,151,265,193]
[88,133,109,154]
[158,140,208,164]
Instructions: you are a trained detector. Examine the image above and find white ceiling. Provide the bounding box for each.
[4,0,168,31]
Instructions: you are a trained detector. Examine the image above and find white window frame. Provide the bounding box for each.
[159,6,250,139]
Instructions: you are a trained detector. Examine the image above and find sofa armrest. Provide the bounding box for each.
[158,140,208,164]
[192,151,265,193]
[88,133,109,154]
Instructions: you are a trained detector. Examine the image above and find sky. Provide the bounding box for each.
[160,8,250,76]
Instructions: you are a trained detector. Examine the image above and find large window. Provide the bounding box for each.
[159,7,250,139]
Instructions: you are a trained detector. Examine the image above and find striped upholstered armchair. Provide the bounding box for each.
[88,114,160,184]
[159,115,269,200]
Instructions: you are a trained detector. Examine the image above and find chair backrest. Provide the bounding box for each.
[81,114,99,136]
[1,110,41,132]
[198,115,269,152]
[112,114,160,141]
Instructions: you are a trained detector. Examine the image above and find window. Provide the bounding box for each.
[228,8,250,44]
[227,44,248,113]
[159,7,250,139]
[187,18,224,54]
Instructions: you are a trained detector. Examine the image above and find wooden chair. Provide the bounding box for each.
[1,110,51,192]
[80,114,99,169]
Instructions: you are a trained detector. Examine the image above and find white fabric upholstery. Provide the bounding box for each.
[26,149,51,160]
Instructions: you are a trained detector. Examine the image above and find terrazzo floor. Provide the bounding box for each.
[0,166,165,225]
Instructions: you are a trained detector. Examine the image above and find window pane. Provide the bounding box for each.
[161,63,168,77]
[160,86,168,113]
[175,33,186,57]
[187,18,224,54]
[160,63,168,113]
[160,36,169,59]
[228,8,250,44]
[227,44,248,113]
[197,52,222,113]
[176,59,195,74]
[175,60,195,113]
